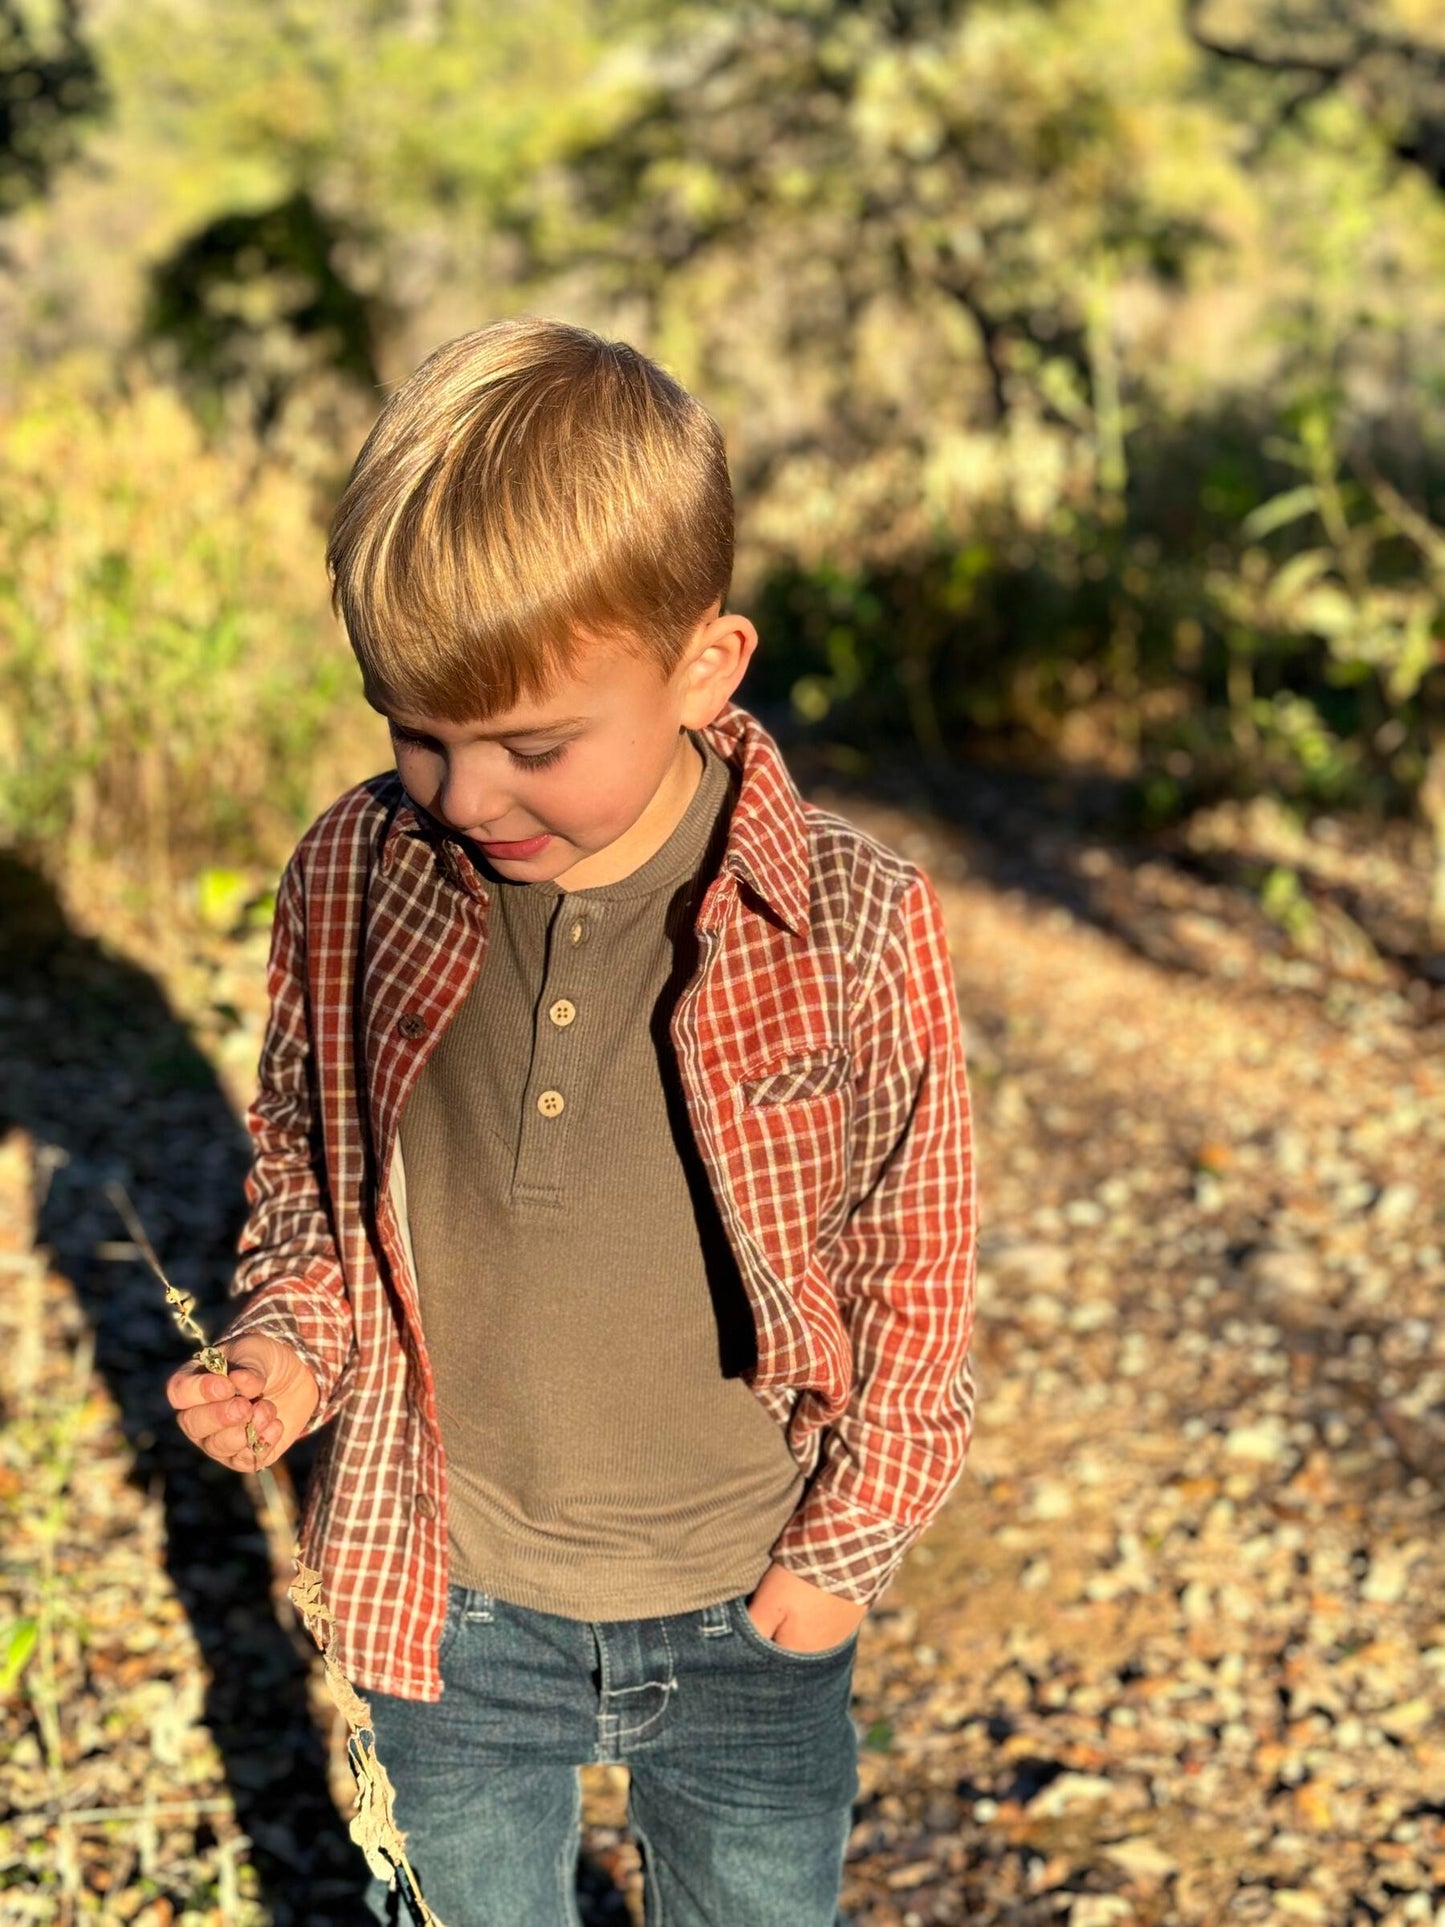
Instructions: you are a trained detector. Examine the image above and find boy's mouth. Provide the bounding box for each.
[476,833,552,859]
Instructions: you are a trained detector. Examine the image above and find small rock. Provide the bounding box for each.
[991,1240,1070,1288]
[1031,1772,1115,1816]
[1022,1291,1065,1327]
[1063,1198,1106,1226]
[1373,1181,1418,1228]
[1248,1247,1323,1301]
[1377,1697,1433,1737]
[1360,1551,1411,1605]
[1269,1128,1311,1175]
[1179,1581,1213,1623]
[1223,1416,1292,1463]
[1100,1836,1177,1881]
[1193,1169,1224,1212]
[1273,1893,1328,1921]
[886,1861,940,1890]
[1068,1900,1135,1926]
[1026,1478,1075,1521]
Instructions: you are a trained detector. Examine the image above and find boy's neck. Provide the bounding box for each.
[546,729,705,892]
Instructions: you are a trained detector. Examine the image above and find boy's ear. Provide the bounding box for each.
[678,608,758,728]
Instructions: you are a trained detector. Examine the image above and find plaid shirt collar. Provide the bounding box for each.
[374,698,813,937]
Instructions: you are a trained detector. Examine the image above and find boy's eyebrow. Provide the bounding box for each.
[381,710,591,741]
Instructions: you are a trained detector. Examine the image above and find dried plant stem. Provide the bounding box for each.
[105,1181,245,1410]
[105,1181,444,1925]
[287,1559,442,1922]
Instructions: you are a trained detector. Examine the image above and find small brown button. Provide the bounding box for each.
[548,998,576,1028]
[537,1089,565,1117]
[397,1012,428,1040]
[414,1491,438,1520]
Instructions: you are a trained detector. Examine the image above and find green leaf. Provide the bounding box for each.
[1385,609,1438,705]
[1,1619,38,1695]
[1241,486,1321,540]
[1266,549,1333,608]
[195,866,250,930]
[1296,585,1356,638]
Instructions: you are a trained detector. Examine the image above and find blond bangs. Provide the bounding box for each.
[326,317,734,724]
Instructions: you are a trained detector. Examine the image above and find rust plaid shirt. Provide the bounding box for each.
[216,699,979,1700]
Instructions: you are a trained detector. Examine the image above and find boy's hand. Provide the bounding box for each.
[744,1561,868,1653]
[166,1336,319,1473]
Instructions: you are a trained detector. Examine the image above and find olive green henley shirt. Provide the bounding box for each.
[397,727,806,1619]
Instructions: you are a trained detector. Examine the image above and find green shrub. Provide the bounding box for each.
[0,360,380,888]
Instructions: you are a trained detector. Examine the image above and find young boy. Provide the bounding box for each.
[167,316,979,1927]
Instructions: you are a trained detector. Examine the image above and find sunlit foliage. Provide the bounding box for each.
[0,0,1442,898]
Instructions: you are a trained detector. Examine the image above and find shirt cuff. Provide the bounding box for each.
[767,1483,924,1608]
[212,1271,355,1436]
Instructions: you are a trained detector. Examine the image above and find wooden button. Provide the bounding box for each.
[537,1089,565,1117]
[548,998,576,1028]
[414,1491,437,1520]
[396,1012,428,1040]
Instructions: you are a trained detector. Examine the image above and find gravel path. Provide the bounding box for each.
[809,763,1445,1927]
[1,755,1442,1927]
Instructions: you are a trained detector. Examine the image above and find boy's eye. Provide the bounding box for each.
[387,724,566,771]
[507,743,568,770]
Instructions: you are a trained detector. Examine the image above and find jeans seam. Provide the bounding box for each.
[557,1768,583,1926]
[619,1617,676,1747]
[437,1587,465,1668]
[699,1598,734,1639]
[594,1622,617,1763]
[631,1806,662,1927]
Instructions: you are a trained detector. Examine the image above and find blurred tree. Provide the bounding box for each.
[2,0,1444,879]
[503,0,1327,761]
[0,0,617,462]
[524,0,1235,558]
[1186,0,1445,190]
[0,0,105,217]
[143,189,382,438]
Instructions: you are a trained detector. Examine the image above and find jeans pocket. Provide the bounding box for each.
[436,1584,469,1667]
[729,1592,861,1663]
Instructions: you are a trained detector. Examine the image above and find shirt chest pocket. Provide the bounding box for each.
[736,1045,853,1109]
[729,1046,855,1261]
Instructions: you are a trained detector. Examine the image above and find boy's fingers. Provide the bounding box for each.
[166,1364,233,1409]
[199,1415,260,1461]
[166,1340,298,1469]
[174,1403,228,1448]
[176,1390,254,1440]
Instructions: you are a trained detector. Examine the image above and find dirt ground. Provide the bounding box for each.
[1,745,1442,1926]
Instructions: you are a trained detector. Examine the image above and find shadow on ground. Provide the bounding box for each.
[0,851,630,1925]
[773,709,1444,1021]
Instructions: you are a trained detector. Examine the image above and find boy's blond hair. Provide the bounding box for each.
[326,316,734,722]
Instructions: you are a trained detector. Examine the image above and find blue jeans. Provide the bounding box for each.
[361,1583,862,1927]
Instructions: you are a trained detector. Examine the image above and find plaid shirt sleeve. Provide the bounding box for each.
[768,864,979,1606]
[211,852,358,1432]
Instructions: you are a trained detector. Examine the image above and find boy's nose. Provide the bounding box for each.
[433,776,510,837]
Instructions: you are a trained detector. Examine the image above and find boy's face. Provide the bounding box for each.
[377,604,757,892]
